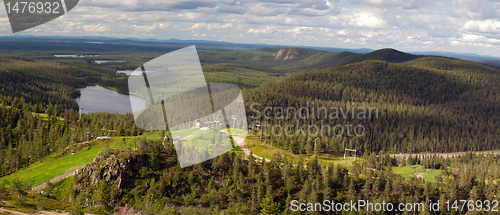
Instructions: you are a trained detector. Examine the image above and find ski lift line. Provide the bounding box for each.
[141,65,155,105]
[160,100,170,131]
[206,83,235,146]
[232,115,237,129]
[221,108,235,146]
[344,148,357,161]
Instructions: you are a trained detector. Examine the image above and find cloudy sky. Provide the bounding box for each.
[1,0,500,56]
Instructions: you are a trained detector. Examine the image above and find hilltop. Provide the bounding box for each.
[345,48,422,63]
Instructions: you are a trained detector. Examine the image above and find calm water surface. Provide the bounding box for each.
[75,86,146,114]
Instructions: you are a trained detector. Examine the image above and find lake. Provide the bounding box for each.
[75,86,146,114]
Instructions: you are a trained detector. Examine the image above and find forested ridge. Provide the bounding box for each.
[243,57,500,154]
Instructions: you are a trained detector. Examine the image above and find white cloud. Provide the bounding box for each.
[350,0,445,9]
[207,23,233,30]
[451,0,499,20]
[189,23,207,29]
[462,19,500,33]
[348,12,386,28]
[247,27,277,34]
[336,29,349,35]
[82,24,108,32]
[133,23,170,32]
[459,34,500,44]
[284,27,313,34]
[1,0,500,56]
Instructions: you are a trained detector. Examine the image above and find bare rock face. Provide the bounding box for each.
[274,48,287,59]
[114,204,141,215]
[74,153,148,208]
[283,52,300,61]
[273,48,302,61]
[76,154,146,189]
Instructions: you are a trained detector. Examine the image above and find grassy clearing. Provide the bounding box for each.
[0,127,211,185]
[36,113,64,121]
[183,130,235,149]
[184,130,211,149]
[476,150,500,154]
[0,190,71,213]
[226,128,248,138]
[393,165,442,183]
[171,128,200,138]
[423,169,441,182]
[2,104,64,122]
[135,128,200,141]
[0,126,241,212]
[392,165,419,178]
[244,137,362,168]
[50,176,74,200]
[1,138,122,186]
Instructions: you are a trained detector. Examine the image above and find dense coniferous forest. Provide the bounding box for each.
[2,139,499,214]
[243,57,500,154]
[0,56,121,110]
[59,142,500,214]
[0,45,499,214]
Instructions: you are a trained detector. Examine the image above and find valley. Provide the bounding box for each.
[0,39,499,214]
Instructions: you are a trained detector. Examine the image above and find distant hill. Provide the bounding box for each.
[480,59,500,68]
[4,35,500,61]
[200,47,428,73]
[347,48,422,64]
[199,47,361,73]
[0,35,373,53]
[412,50,500,62]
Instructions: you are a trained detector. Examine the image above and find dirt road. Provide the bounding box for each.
[174,129,205,143]
[229,133,269,162]
[31,169,79,191]
[0,208,73,215]
[392,151,499,160]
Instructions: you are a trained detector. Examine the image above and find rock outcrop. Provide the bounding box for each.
[73,153,148,209]
[75,154,146,190]
[273,48,302,61]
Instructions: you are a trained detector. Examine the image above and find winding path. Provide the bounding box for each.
[229,133,269,162]
[31,169,80,191]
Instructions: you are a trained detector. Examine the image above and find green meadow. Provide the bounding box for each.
[393,165,442,183]
[245,136,362,168]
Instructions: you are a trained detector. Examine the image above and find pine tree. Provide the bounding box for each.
[259,191,281,215]
[251,187,259,214]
